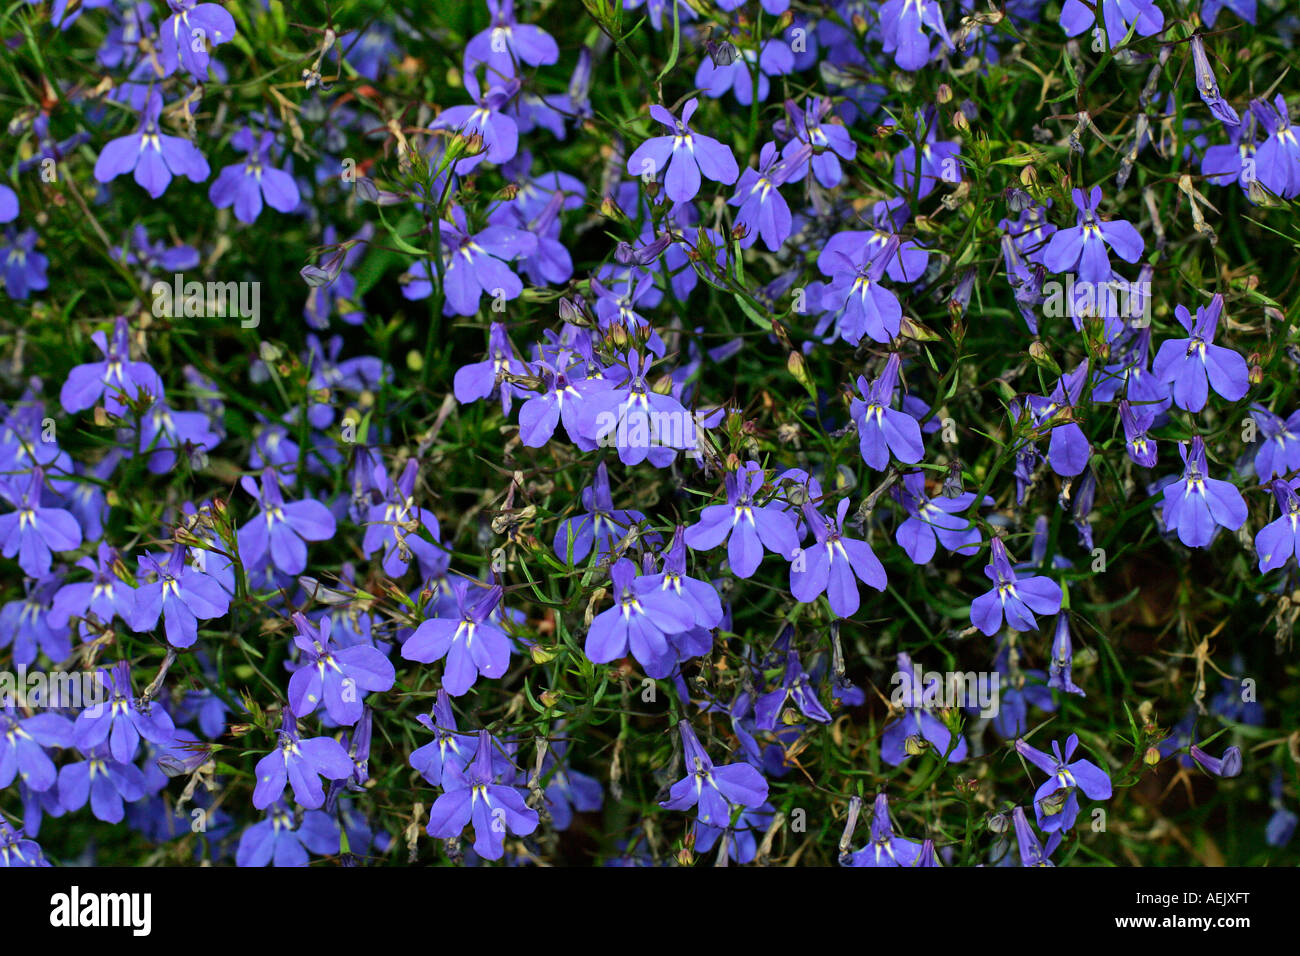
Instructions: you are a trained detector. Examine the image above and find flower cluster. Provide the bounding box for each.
[0,0,1293,870]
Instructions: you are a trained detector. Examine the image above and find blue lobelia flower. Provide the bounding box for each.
[879,0,953,71]
[1119,399,1158,468]
[133,400,222,474]
[503,176,581,283]
[0,227,44,295]
[237,469,337,576]
[1190,742,1243,778]
[431,69,521,173]
[72,662,175,764]
[401,206,537,316]
[540,737,604,832]
[0,469,82,578]
[728,141,801,252]
[577,350,701,466]
[1249,94,1300,198]
[590,264,666,355]
[986,640,1056,739]
[253,708,355,811]
[625,98,739,204]
[881,652,969,765]
[1020,361,1093,477]
[1201,108,1260,194]
[1201,0,1255,25]
[1188,34,1240,127]
[639,527,724,633]
[754,639,831,730]
[584,558,695,674]
[1000,233,1046,333]
[60,316,165,416]
[1011,806,1061,866]
[517,351,612,450]
[850,353,925,471]
[130,546,231,648]
[462,0,559,79]
[452,323,529,413]
[1160,436,1247,548]
[0,702,73,793]
[301,333,388,430]
[659,720,769,827]
[1250,404,1300,479]
[362,459,444,577]
[0,820,49,866]
[914,839,941,867]
[553,461,656,564]
[410,690,473,788]
[1042,186,1144,286]
[860,197,932,283]
[1015,733,1112,833]
[1266,771,1296,848]
[892,470,984,564]
[1000,196,1058,265]
[402,580,512,697]
[1092,323,1170,411]
[287,612,394,725]
[159,0,237,80]
[56,744,147,823]
[695,33,794,106]
[236,802,329,867]
[425,729,539,861]
[0,229,46,295]
[791,497,887,619]
[684,461,799,579]
[970,538,1062,635]
[1255,479,1300,572]
[0,575,71,668]
[1048,614,1086,696]
[1151,293,1249,411]
[694,801,776,864]
[818,234,903,345]
[93,89,209,199]
[1058,0,1163,50]
[845,793,922,866]
[777,97,856,188]
[208,129,301,224]
[1267,801,1298,847]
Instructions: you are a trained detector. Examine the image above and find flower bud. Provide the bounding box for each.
[1028,341,1062,377]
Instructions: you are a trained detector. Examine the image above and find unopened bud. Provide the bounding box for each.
[599,195,628,222]
[787,350,815,396]
[1028,341,1062,377]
